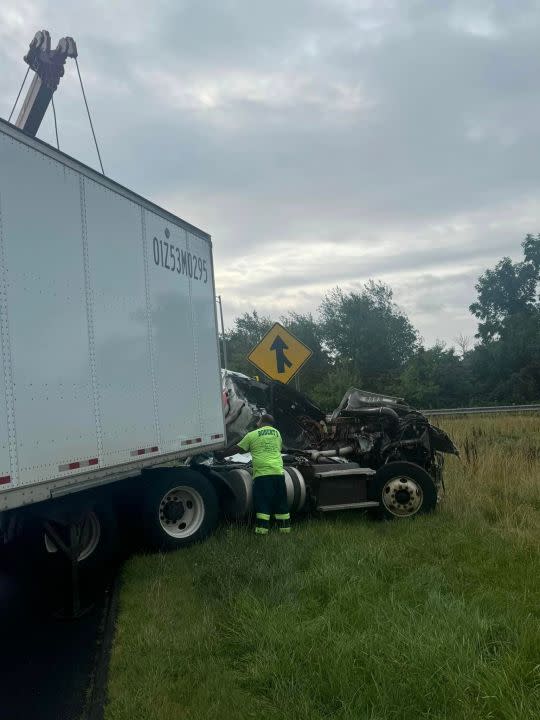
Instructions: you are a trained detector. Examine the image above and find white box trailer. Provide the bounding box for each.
[0,117,228,559]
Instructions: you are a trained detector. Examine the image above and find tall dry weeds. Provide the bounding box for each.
[437,414,540,544]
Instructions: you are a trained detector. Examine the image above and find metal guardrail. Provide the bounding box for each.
[422,404,540,416]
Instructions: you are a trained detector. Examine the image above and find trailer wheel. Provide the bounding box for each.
[42,503,117,573]
[375,462,437,519]
[143,469,219,550]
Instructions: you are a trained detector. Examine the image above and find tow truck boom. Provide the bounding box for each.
[14,30,77,137]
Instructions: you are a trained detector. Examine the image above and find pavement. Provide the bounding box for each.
[0,539,118,720]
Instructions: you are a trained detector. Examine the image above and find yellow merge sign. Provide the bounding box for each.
[248,322,313,384]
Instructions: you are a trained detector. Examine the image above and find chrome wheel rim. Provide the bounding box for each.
[159,486,205,538]
[382,476,423,517]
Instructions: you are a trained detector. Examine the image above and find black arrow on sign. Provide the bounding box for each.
[270,335,293,374]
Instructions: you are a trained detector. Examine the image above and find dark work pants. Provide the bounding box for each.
[252,474,291,534]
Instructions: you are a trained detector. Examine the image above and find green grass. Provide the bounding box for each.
[106,415,540,720]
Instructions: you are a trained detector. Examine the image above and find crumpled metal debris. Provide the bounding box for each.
[221,372,458,476]
[222,370,325,450]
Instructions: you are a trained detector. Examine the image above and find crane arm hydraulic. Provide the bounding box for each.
[15,30,77,137]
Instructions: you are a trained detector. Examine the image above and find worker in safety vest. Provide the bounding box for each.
[234,414,290,535]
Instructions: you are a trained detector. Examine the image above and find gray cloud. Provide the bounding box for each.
[1,0,538,347]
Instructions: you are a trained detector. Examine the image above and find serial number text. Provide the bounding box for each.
[153,236,208,284]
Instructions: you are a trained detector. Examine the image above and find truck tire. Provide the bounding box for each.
[374,462,437,519]
[142,469,219,550]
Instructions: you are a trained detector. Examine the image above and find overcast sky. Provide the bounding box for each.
[1,0,539,348]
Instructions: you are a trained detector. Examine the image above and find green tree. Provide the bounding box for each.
[467,234,540,403]
[310,362,360,411]
[469,234,540,342]
[399,343,472,409]
[320,281,419,387]
[466,311,540,403]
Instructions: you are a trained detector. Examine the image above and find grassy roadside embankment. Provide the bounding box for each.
[106,414,540,720]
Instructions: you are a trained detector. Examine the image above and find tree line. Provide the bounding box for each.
[222,234,540,411]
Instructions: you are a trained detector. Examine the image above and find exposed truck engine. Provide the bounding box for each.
[194,371,458,521]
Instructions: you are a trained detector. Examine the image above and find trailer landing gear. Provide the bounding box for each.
[44,518,95,620]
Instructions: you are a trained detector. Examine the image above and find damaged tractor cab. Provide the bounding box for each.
[197,371,458,521]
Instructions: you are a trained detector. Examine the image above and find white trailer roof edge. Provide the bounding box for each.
[0,117,211,245]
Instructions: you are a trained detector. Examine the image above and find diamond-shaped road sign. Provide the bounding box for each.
[247,322,313,384]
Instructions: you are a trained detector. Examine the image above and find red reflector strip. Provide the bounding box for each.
[59,458,99,472]
[211,434,224,440]
[0,475,11,485]
[130,446,159,458]
[181,437,203,447]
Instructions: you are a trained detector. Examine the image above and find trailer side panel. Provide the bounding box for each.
[0,134,97,488]
[0,121,224,507]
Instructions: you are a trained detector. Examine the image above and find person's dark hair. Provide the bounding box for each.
[259,413,275,426]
